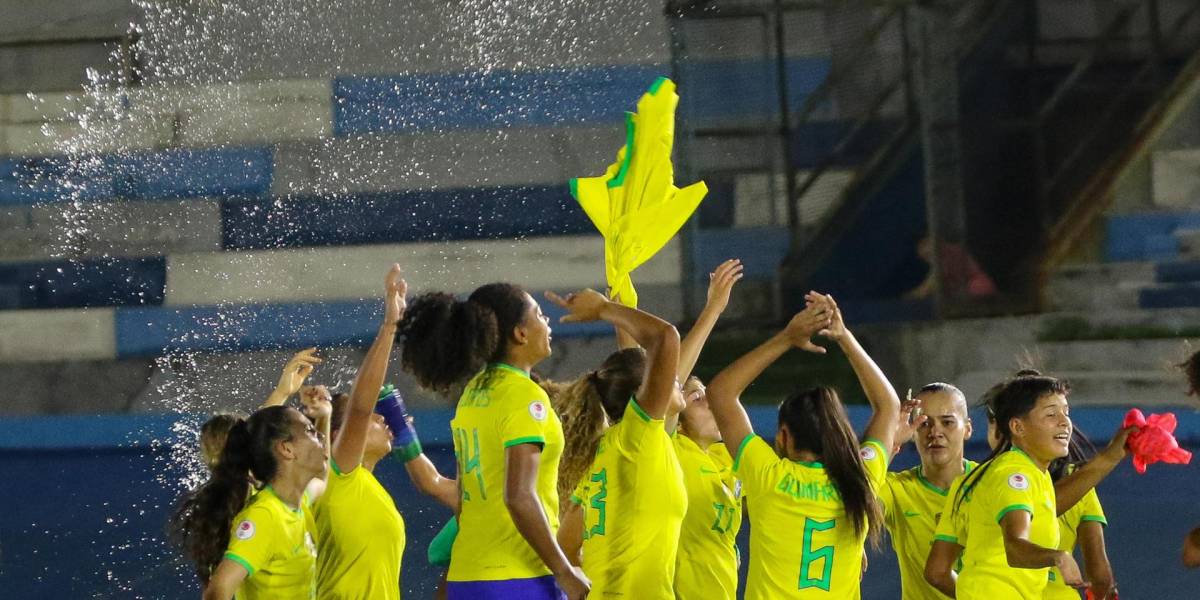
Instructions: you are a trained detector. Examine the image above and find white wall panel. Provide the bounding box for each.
[0,308,115,362]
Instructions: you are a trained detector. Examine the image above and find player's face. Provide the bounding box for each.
[681,378,721,443]
[1013,393,1072,464]
[518,293,553,361]
[284,408,327,479]
[364,413,394,460]
[913,391,972,468]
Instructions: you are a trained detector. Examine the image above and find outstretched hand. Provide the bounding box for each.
[704,259,744,314]
[782,302,832,354]
[545,289,609,323]
[384,264,408,325]
[276,348,321,398]
[893,395,928,455]
[299,385,333,422]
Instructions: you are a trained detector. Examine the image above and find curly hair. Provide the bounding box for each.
[397,283,528,394]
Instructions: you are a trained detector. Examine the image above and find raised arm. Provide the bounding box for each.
[547,289,680,419]
[261,348,322,408]
[706,305,831,449]
[677,259,743,383]
[808,292,901,453]
[332,265,406,472]
[1053,428,1132,515]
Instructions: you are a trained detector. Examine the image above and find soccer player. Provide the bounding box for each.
[673,376,743,600]
[928,374,1083,599]
[398,282,587,600]
[706,292,900,599]
[312,265,410,599]
[172,405,328,600]
[880,383,976,600]
[547,288,687,600]
[1044,432,1115,600]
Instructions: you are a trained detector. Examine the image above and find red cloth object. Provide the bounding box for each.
[1122,408,1193,474]
[1086,590,1116,600]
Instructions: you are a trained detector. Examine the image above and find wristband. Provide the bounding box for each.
[376,384,422,462]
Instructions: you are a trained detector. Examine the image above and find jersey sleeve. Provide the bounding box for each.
[223,503,278,577]
[498,379,553,448]
[986,459,1040,524]
[1074,488,1107,526]
[879,473,898,527]
[860,438,890,489]
[732,434,778,497]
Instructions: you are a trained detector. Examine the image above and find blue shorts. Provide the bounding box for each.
[446,575,565,600]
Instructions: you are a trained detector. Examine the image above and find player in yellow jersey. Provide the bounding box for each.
[706,292,900,599]
[880,383,977,600]
[399,282,588,600]
[312,265,411,600]
[1045,470,1112,599]
[926,374,1084,599]
[546,288,686,600]
[171,404,328,600]
[674,376,743,600]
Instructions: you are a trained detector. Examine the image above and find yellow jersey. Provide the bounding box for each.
[314,460,406,599]
[572,398,687,599]
[879,461,976,600]
[1044,487,1106,600]
[448,363,564,582]
[223,487,317,600]
[672,435,742,600]
[936,448,1058,600]
[733,435,889,599]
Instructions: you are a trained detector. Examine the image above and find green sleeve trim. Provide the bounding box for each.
[570,494,583,505]
[628,396,652,422]
[329,456,343,476]
[392,440,423,462]
[996,504,1033,523]
[569,178,579,200]
[732,434,757,473]
[1079,515,1108,526]
[648,76,669,95]
[863,437,889,463]
[223,552,255,577]
[607,113,636,189]
[504,436,545,448]
[933,534,959,544]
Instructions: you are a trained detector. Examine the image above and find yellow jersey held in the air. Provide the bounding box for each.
[448,363,564,583]
[734,435,889,599]
[572,398,687,599]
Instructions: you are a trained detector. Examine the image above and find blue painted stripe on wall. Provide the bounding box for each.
[1105,212,1200,262]
[1,404,1190,450]
[675,56,832,123]
[221,185,592,250]
[0,256,165,309]
[692,226,791,280]
[0,146,274,206]
[114,295,608,358]
[334,64,666,135]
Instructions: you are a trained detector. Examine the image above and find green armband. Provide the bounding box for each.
[391,438,423,463]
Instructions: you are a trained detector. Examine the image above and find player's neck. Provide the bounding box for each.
[921,458,966,490]
[268,471,308,510]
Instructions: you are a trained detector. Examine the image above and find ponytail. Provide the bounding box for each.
[169,406,294,583]
[398,283,529,393]
[779,387,883,547]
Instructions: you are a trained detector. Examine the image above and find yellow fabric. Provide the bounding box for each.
[937,449,1059,600]
[878,461,977,600]
[673,435,742,600]
[1044,487,1106,600]
[448,363,565,582]
[573,398,687,599]
[569,76,707,307]
[733,435,889,599]
[314,461,406,600]
[223,487,317,600]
